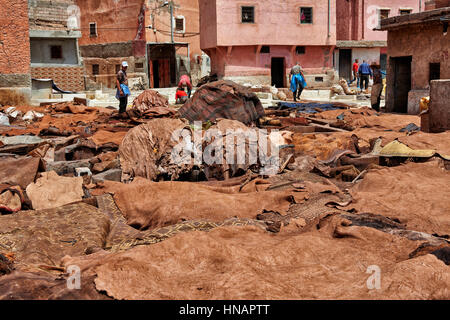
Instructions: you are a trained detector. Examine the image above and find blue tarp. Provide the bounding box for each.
[276,102,343,114]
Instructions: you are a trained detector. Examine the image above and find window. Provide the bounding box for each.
[92,64,99,75]
[315,77,324,82]
[429,63,440,82]
[241,6,255,23]
[300,7,313,24]
[175,17,185,33]
[399,9,412,15]
[135,62,144,69]
[378,9,390,28]
[115,64,121,73]
[89,22,97,37]
[379,9,390,21]
[50,46,63,59]
[260,46,270,54]
[296,46,306,55]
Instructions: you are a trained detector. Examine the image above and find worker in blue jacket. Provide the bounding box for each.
[358,60,373,94]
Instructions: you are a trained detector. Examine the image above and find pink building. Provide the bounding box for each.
[199,0,337,88]
[336,0,424,79]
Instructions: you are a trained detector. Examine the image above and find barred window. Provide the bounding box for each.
[241,6,255,23]
[300,7,313,24]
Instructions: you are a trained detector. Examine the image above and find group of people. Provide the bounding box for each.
[116,58,383,116]
[350,59,384,112]
[115,61,193,118]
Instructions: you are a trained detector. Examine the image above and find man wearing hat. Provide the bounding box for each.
[116,61,130,117]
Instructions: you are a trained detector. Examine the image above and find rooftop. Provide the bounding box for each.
[379,6,450,30]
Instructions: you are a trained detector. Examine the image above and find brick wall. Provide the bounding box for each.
[0,0,31,80]
[31,66,84,92]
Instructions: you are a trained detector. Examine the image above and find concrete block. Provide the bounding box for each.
[429,80,450,133]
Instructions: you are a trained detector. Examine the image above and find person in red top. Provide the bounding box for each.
[178,74,192,98]
[175,87,188,104]
[350,59,360,88]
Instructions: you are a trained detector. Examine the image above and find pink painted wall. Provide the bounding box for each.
[200,0,336,49]
[364,0,422,41]
[207,44,333,78]
[337,0,423,42]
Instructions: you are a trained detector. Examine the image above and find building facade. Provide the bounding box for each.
[336,0,423,80]
[199,0,337,88]
[380,6,450,115]
[0,0,32,105]
[77,0,208,90]
[28,0,84,92]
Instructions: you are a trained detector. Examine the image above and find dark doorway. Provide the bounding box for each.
[392,56,412,113]
[380,53,387,72]
[148,44,176,88]
[339,49,352,80]
[152,60,160,88]
[271,57,285,88]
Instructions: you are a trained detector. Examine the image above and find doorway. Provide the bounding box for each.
[271,57,285,88]
[392,56,412,113]
[339,49,352,80]
[148,44,176,88]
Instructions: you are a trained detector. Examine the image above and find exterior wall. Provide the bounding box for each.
[385,21,450,113]
[31,66,84,92]
[199,0,337,86]
[28,0,76,30]
[425,0,450,10]
[210,0,336,47]
[80,41,148,90]
[77,0,205,87]
[0,0,31,105]
[77,0,146,45]
[336,0,422,42]
[28,0,84,91]
[30,38,79,64]
[351,48,382,63]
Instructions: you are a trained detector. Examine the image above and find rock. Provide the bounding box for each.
[92,169,122,183]
[46,159,92,175]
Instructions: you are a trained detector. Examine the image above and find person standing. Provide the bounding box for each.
[290,62,307,102]
[370,62,383,112]
[116,61,130,117]
[178,74,192,98]
[358,60,372,94]
[350,59,359,88]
